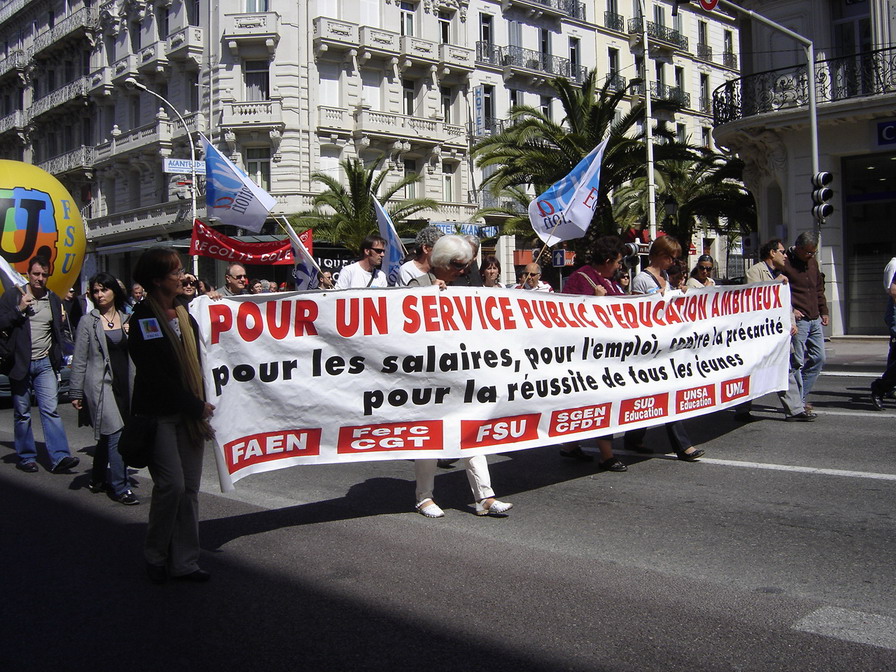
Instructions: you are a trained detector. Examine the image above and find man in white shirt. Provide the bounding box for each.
[513,262,554,292]
[335,235,389,289]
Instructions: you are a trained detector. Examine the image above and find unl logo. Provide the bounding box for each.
[0,187,58,271]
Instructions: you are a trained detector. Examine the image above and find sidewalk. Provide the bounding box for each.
[825,336,888,374]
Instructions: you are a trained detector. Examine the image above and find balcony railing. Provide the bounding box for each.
[605,72,627,92]
[38,146,95,175]
[221,99,283,127]
[696,43,713,62]
[0,49,27,80]
[628,18,689,52]
[0,110,26,135]
[30,76,90,118]
[722,51,738,69]
[713,46,896,125]
[470,117,509,139]
[167,26,204,63]
[468,189,524,213]
[476,43,586,83]
[604,11,625,32]
[504,0,586,21]
[32,6,99,54]
[632,82,690,108]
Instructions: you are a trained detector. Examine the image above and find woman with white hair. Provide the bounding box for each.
[407,236,513,517]
[397,226,445,286]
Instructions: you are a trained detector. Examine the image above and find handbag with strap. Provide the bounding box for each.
[118,415,158,468]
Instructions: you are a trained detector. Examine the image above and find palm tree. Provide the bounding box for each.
[472,71,687,238]
[613,151,756,245]
[289,158,437,254]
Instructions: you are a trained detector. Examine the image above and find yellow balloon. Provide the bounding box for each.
[0,160,86,299]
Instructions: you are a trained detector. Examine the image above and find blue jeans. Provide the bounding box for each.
[794,317,826,403]
[11,356,72,468]
[93,429,127,496]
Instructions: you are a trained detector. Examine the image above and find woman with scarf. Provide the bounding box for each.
[129,247,215,584]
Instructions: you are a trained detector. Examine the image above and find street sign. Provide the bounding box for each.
[700,0,719,10]
[163,158,206,175]
[552,250,575,267]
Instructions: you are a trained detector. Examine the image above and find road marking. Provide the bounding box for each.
[820,371,879,378]
[794,607,896,650]
[618,452,896,481]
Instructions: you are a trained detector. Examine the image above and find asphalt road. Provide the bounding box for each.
[2,354,895,671]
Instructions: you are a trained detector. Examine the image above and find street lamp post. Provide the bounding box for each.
[637,0,658,241]
[124,77,199,272]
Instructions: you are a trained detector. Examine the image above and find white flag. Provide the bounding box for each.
[372,195,406,287]
[202,133,276,233]
[0,255,27,293]
[527,138,609,246]
[280,218,321,291]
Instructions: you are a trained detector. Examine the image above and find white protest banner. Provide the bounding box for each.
[192,283,791,491]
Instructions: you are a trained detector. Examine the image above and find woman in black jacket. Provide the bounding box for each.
[129,247,215,584]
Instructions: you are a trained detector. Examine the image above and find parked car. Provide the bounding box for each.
[0,355,72,402]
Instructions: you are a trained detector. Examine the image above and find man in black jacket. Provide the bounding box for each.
[0,256,78,473]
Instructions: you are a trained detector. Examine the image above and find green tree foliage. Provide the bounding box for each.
[289,158,437,254]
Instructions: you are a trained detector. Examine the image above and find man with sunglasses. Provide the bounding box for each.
[335,234,389,289]
[782,230,828,411]
[221,263,248,296]
[512,262,553,292]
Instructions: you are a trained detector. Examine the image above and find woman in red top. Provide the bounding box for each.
[560,236,627,471]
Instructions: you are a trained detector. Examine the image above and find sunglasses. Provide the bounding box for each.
[370,248,386,255]
[450,260,468,269]
[182,280,198,287]
[698,266,713,271]
[228,274,248,279]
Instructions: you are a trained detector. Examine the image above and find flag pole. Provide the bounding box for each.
[278,216,323,277]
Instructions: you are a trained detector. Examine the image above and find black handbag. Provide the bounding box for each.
[118,415,158,468]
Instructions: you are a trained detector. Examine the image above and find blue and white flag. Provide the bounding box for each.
[527,138,610,246]
[372,195,406,287]
[280,218,320,291]
[201,133,276,233]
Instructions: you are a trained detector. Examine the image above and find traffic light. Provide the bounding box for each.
[811,171,834,221]
[672,0,692,16]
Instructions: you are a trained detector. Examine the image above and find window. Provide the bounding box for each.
[129,20,141,53]
[246,0,269,10]
[723,30,733,54]
[157,5,169,38]
[508,88,519,108]
[607,0,618,14]
[400,1,415,38]
[246,147,271,192]
[569,37,580,72]
[438,10,451,44]
[482,84,494,126]
[188,0,200,27]
[675,66,684,90]
[245,60,270,101]
[654,4,665,27]
[361,69,381,109]
[540,28,551,58]
[319,62,341,107]
[608,47,619,76]
[655,61,664,88]
[440,85,452,123]
[131,95,140,127]
[698,20,707,46]
[188,73,199,112]
[540,95,551,120]
[676,123,687,143]
[480,13,493,45]
[442,162,455,202]
[701,126,711,148]
[508,19,522,48]
[360,0,380,28]
[404,159,417,199]
[403,79,416,116]
[700,73,709,110]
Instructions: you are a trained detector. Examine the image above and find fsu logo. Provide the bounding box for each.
[0,186,59,273]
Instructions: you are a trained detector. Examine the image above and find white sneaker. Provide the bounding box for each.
[415,499,445,518]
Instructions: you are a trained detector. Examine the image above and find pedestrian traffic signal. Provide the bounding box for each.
[811,172,834,221]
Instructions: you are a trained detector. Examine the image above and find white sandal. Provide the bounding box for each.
[475,498,513,516]
[415,499,445,518]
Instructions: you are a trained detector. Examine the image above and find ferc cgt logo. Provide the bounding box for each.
[0,161,85,298]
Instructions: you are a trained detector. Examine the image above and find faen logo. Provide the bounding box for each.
[460,413,540,449]
[675,385,716,414]
[225,429,322,472]
[548,403,611,436]
[721,376,750,402]
[619,394,668,424]
[338,420,442,453]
